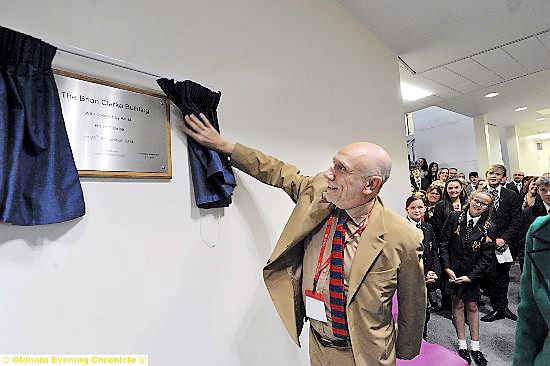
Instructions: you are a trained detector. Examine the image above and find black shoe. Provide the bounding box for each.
[471,350,488,365]
[504,308,517,321]
[439,309,453,320]
[458,349,471,365]
[430,303,441,312]
[480,310,505,322]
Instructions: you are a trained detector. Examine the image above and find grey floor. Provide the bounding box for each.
[427,263,520,366]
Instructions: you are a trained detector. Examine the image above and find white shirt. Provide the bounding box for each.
[406,216,422,228]
[544,201,550,214]
[466,212,481,227]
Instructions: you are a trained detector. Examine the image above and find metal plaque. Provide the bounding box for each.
[54,71,171,178]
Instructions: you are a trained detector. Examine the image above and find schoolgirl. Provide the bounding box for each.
[439,190,496,365]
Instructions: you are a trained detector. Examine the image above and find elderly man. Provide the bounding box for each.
[183,113,426,366]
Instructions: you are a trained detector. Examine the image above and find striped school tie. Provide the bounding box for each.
[329,209,348,339]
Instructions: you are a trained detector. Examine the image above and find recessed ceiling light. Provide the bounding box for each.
[537,117,548,121]
[484,92,499,98]
[536,107,550,115]
[400,82,433,101]
[527,132,550,140]
[514,107,527,112]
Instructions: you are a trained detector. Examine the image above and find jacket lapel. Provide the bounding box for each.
[347,198,388,304]
[268,197,333,263]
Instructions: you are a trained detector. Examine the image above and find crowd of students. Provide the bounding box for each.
[407,159,550,365]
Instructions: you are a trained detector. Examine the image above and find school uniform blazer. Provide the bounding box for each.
[420,221,440,277]
[439,211,496,282]
[513,215,550,366]
[431,200,454,242]
[505,182,521,196]
[410,176,429,192]
[491,187,521,250]
[230,143,426,365]
[464,183,475,196]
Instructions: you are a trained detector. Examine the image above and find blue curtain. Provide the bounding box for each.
[157,79,236,208]
[0,26,85,225]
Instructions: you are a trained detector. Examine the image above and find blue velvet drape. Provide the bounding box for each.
[157,79,236,208]
[0,26,85,225]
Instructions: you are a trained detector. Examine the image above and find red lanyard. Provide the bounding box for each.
[312,205,373,292]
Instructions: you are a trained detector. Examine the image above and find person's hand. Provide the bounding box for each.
[454,276,471,284]
[495,238,505,248]
[182,113,235,155]
[425,271,438,283]
[444,268,456,282]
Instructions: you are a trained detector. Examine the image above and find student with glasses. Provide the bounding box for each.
[440,190,497,365]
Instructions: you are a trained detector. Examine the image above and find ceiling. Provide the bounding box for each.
[338,0,550,132]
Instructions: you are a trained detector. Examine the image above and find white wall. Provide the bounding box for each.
[411,106,477,175]
[0,1,410,365]
[517,133,550,175]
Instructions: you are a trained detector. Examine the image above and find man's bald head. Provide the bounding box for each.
[324,142,392,209]
[338,142,392,184]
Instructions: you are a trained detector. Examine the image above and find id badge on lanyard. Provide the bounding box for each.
[304,207,371,322]
[305,290,328,322]
[304,214,334,322]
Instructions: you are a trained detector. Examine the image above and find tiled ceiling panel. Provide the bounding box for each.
[472,48,529,80]
[502,37,550,73]
[445,58,505,87]
[399,67,461,98]
[421,67,480,94]
[536,31,550,52]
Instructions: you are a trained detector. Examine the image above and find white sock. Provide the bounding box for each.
[471,340,480,351]
[458,339,467,350]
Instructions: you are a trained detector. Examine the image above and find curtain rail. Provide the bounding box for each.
[54,42,217,90]
[55,43,163,78]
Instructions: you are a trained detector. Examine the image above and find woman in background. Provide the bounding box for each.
[475,179,486,190]
[440,190,496,366]
[521,176,539,209]
[425,185,442,225]
[417,158,429,178]
[427,162,439,186]
[405,196,440,339]
[431,168,449,189]
[432,178,467,241]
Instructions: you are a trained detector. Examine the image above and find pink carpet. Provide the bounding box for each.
[392,293,468,365]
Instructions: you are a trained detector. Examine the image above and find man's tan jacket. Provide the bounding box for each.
[231,143,426,365]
